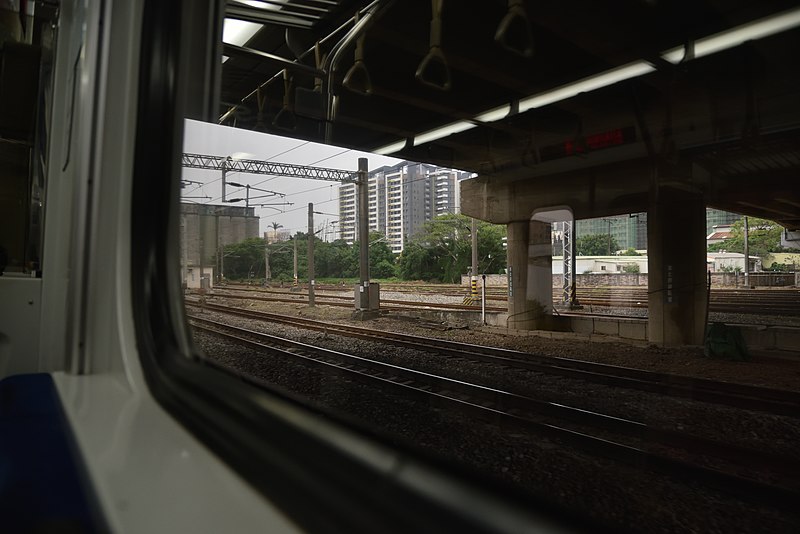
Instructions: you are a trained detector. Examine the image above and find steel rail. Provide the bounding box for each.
[186,300,800,416]
[221,282,800,315]
[189,316,800,509]
[206,289,509,312]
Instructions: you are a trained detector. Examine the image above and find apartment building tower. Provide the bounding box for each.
[339,161,468,253]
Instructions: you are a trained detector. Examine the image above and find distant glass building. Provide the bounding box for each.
[552,208,743,255]
[551,214,647,253]
[706,208,741,235]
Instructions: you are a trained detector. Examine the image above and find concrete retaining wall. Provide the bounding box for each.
[462,272,797,288]
[552,273,647,287]
[713,272,796,287]
[397,308,800,352]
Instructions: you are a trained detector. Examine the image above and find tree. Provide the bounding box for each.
[576,233,619,256]
[478,222,507,275]
[397,214,506,282]
[372,260,397,279]
[269,221,283,232]
[315,239,354,278]
[707,217,784,256]
[350,232,396,279]
[222,237,267,279]
[621,247,641,256]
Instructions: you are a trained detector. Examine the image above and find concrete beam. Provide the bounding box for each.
[461,157,654,224]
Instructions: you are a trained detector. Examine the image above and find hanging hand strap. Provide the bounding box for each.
[416,0,451,91]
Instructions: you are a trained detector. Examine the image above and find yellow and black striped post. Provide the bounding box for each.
[463,276,481,305]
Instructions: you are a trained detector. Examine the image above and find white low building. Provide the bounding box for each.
[706,252,760,272]
[552,255,648,274]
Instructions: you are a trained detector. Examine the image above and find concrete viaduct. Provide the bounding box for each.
[218,1,800,345]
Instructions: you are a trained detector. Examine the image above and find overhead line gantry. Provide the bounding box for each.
[180,153,377,314]
[181,153,359,184]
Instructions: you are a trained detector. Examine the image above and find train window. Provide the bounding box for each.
[0,2,57,276]
[134,1,800,532]
[133,1,574,532]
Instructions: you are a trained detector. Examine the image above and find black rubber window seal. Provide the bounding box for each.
[129,1,596,533]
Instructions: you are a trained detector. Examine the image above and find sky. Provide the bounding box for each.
[181,119,403,240]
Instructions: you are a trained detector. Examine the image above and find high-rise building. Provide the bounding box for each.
[568,214,648,252]
[338,169,388,245]
[339,161,469,253]
[338,181,358,244]
[706,208,741,235]
[552,208,743,255]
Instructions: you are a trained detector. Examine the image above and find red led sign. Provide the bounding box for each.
[540,126,636,162]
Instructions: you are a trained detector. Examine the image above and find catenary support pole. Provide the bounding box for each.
[215,213,221,284]
[308,203,315,306]
[221,160,227,202]
[481,274,486,325]
[199,213,205,289]
[358,158,369,306]
[743,216,750,289]
[570,219,578,307]
[293,234,298,288]
[471,217,479,300]
[264,231,270,283]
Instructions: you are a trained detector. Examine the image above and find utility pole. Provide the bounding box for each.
[356,157,372,311]
[215,213,221,284]
[293,233,299,289]
[181,214,188,289]
[263,231,271,283]
[470,217,479,302]
[308,203,315,306]
[358,158,369,286]
[743,216,750,288]
[221,157,227,202]
[562,220,579,307]
[199,212,205,289]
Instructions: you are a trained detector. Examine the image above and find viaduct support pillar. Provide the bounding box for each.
[647,186,708,345]
[507,220,553,330]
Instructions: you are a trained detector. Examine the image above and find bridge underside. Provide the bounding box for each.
[218,0,800,345]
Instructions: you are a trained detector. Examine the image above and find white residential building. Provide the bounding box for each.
[339,161,470,253]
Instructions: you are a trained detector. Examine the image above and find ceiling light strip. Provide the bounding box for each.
[662,6,800,63]
[402,6,800,155]
[374,140,408,155]
[518,61,655,114]
[414,121,477,146]
[474,104,511,123]
[235,0,332,14]
[222,19,263,46]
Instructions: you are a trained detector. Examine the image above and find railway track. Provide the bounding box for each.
[186,300,800,417]
[219,283,800,316]
[205,288,508,312]
[559,288,800,316]
[189,315,800,510]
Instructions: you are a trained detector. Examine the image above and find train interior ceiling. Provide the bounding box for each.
[1,1,800,533]
[221,0,800,228]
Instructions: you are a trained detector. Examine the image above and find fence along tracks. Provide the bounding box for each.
[188,314,800,509]
[186,300,800,417]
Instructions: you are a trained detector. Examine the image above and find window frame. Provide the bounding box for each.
[129,1,590,532]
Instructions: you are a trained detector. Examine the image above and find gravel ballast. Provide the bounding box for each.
[190,296,800,533]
